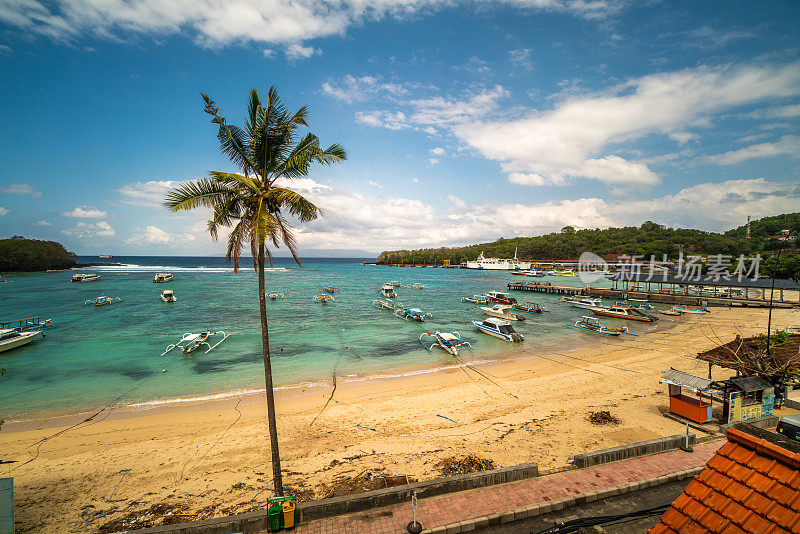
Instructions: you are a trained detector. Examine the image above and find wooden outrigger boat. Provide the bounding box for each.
[512,302,548,314]
[568,316,636,336]
[373,299,396,310]
[394,306,432,322]
[83,295,122,307]
[320,286,339,293]
[0,316,55,332]
[313,294,335,303]
[419,331,472,356]
[161,331,231,356]
[673,304,709,315]
[460,295,488,304]
[614,299,653,310]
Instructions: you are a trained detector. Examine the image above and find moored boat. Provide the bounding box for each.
[320,286,339,293]
[479,304,526,321]
[161,331,231,356]
[674,305,709,315]
[394,306,432,321]
[83,295,122,307]
[313,294,335,303]
[72,273,99,282]
[373,299,396,310]
[512,302,548,313]
[381,284,397,298]
[562,296,603,309]
[0,328,42,353]
[590,304,657,322]
[568,316,633,336]
[485,291,517,305]
[460,295,488,304]
[614,299,653,310]
[465,247,531,270]
[161,289,177,302]
[153,273,173,283]
[419,331,472,356]
[472,318,524,342]
[269,292,284,300]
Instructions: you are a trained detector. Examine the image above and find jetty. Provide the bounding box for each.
[507,281,585,296]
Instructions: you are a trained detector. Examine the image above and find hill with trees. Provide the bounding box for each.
[0,236,77,271]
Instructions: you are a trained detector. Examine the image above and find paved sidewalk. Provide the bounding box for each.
[273,440,723,534]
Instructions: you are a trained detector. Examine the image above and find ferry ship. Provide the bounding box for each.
[465,247,531,270]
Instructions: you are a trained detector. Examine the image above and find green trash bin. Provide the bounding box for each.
[268,502,284,531]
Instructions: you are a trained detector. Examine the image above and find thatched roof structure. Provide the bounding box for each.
[697,333,800,381]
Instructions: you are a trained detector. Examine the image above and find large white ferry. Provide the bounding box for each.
[465,247,531,270]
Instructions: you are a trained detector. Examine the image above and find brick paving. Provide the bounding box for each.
[266,439,724,534]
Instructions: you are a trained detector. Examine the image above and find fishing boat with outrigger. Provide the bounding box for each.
[161,331,231,356]
[562,296,603,309]
[590,304,657,322]
[320,286,339,293]
[460,295,488,304]
[472,318,524,342]
[512,302,548,314]
[373,299,396,310]
[312,294,335,303]
[0,328,43,353]
[485,291,517,305]
[419,331,473,356]
[614,299,653,310]
[161,289,177,302]
[269,292,284,300]
[479,304,526,321]
[83,295,122,307]
[381,284,397,298]
[72,273,99,283]
[394,306,432,322]
[568,316,636,337]
[0,316,55,332]
[673,304,709,315]
[153,273,173,283]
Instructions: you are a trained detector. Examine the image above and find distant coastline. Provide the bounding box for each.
[0,236,77,272]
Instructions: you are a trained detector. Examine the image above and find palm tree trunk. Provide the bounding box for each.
[258,242,284,495]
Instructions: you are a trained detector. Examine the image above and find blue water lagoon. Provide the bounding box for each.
[0,257,628,417]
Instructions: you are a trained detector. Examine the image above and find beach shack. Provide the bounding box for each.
[660,368,714,423]
[719,375,774,424]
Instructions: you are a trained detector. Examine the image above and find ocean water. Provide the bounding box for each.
[0,257,639,417]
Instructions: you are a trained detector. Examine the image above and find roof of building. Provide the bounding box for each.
[729,375,773,393]
[697,334,800,373]
[611,273,800,289]
[660,368,713,392]
[649,423,800,534]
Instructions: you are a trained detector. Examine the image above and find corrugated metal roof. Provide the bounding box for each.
[729,375,773,392]
[660,368,713,391]
[611,273,800,289]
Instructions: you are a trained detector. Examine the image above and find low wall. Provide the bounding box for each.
[134,463,539,533]
[572,433,696,468]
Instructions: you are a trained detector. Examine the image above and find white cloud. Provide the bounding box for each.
[63,220,115,238]
[0,0,623,49]
[412,178,420,183]
[0,44,11,54]
[408,85,509,126]
[0,207,8,216]
[681,26,757,49]
[0,183,42,197]
[453,62,800,185]
[60,205,108,218]
[321,75,407,103]
[508,172,567,186]
[509,48,533,70]
[32,219,52,226]
[745,103,800,119]
[366,180,381,188]
[285,43,320,60]
[118,180,184,207]
[429,147,445,156]
[126,225,197,245]
[446,194,466,208]
[428,158,439,165]
[698,135,800,166]
[355,110,408,130]
[262,48,274,57]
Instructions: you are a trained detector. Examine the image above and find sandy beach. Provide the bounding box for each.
[2,306,799,532]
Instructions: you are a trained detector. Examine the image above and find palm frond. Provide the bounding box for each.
[265,187,321,222]
[163,179,235,211]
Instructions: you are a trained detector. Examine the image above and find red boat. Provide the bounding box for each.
[485,291,517,305]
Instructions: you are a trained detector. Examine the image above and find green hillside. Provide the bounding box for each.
[0,236,78,272]
[377,213,800,266]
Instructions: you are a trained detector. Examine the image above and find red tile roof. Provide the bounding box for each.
[650,425,800,533]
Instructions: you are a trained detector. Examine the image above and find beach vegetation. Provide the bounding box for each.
[0,236,77,271]
[164,87,346,495]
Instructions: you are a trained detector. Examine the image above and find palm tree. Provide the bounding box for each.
[164,87,346,495]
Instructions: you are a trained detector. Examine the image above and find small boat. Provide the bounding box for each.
[161,331,231,356]
[472,318,524,342]
[313,294,335,303]
[0,328,43,353]
[550,269,577,276]
[525,270,546,277]
[385,281,402,287]
[511,271,528,276]
[460,295,488,304]
[394,306,432,322]
[485,291,517,305]
[419,331,473,356]
[479,304,526,321]
[381,284,397,298]
[99,254,114,258]
[0,276,11,283]
[373,299,396,310]
[568,316,635,337]
[0,316,55,332]
[660,309,683,316]
[562,296,603,309]
[153,273,173,283]
[320,286,338,293]
[590,304,657,322]
[512,302,548,313]
[614,299,654,310]
[83,295,122,307]
[161,289,177,302]
[674,305,709,315]
[269,292,284,300]
[72,273,99,282]
[403,283,427,289]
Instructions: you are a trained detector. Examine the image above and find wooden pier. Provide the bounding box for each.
[507,282,586,296]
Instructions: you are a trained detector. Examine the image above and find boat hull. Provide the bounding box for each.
[0,331,39,353]
[472,322,523,342]
[590,308,655,322]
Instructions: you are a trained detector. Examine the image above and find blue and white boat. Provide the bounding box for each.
[472,317,524,342]
[562,296,603,309]
[394,306,432,322]
[83,295,122,307]
[419,331,473,356]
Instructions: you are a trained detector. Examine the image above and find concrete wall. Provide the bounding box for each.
[134,463,538,533]
[572,434,696,468]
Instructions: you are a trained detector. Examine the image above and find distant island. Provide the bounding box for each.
[0,236,78,272]
[378,213,800,279]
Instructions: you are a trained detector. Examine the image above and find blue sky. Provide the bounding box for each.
[0,0,798,256]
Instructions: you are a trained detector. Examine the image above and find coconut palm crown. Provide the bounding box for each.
[164,87,346,494]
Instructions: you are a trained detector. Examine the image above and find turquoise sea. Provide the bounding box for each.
[0,257,648,418]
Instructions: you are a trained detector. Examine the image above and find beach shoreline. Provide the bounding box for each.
[2,306,798,533]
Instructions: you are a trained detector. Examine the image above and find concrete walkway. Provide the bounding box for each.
[261,440,723,534]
